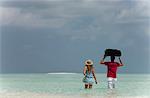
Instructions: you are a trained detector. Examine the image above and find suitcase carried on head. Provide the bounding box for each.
[104,49,121,57]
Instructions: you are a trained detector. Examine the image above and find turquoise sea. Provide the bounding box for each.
[0,73,150,97]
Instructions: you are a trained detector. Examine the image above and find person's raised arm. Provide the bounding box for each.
[118,57,124,66]
[100,55,105,64]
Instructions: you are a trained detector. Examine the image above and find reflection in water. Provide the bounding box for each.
[80,89,118,98]
[105,89,118,98]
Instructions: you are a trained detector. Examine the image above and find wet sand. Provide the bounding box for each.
[0,92,149,98]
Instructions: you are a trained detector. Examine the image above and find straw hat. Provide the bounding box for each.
[85,59,93,66]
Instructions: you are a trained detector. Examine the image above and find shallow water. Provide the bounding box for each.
[0,73,150,97]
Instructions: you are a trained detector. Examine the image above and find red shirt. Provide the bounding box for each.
[104,62,121,78]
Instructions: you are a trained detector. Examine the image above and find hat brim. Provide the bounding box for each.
[85,62,93,65]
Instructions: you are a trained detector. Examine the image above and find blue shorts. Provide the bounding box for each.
[83,77,94,84]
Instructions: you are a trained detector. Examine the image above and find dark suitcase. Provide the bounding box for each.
[104,49,121,57]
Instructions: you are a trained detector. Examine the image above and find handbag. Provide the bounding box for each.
[82,76,87,82]
[104,49,121,57]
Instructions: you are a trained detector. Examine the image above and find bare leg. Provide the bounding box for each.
[85,84,88,89]
[89,84,92,89]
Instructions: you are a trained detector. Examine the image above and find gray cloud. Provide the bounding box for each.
[0,0,150,73]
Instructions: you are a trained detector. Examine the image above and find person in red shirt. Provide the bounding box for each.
[100,56,123,89]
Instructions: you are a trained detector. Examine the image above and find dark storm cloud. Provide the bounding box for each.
[0,0,150,73]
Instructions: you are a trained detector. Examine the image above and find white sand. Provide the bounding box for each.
[0,92,149,98]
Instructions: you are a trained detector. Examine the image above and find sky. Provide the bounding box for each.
[0,0,150,73]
